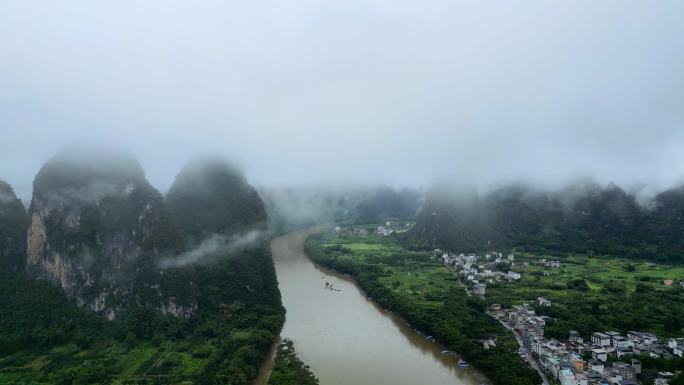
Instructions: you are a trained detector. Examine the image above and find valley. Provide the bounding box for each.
[262,228,490,385]
[305,226,540,385]
[306,222,684,385]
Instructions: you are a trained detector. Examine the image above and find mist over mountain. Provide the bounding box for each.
[2,1,684,200]
[167,157,268,243]
[25,150,192,318]
[0,181,27,275]
[0,1,683,383]
[405,180,684,262]
[164,157,271,268]
[261,184,423,233]
[0,148,286,383]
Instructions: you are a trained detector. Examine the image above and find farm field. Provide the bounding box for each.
[0,339,208,384]
[0,329,268,384]
[473,252,684,339]
[306,229,542,385]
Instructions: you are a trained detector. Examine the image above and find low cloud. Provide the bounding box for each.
[261,186,351,232]
[159,229,266,269]
[46,181,134,205]
[0,190,16,203]
[1,2,684,199]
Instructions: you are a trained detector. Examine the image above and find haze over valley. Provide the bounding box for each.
[2,1,684,385]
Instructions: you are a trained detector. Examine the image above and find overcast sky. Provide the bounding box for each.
[1,1,684,199]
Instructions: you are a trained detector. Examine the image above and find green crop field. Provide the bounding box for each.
[307,226,684,384]
[316,227,684,340]
[306,228,542,385]
[479,252,684,339]
[321,236,452,304]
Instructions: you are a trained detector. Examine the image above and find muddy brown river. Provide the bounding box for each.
[254,228,490,385]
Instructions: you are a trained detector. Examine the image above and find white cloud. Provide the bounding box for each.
[1,0,683,198]
[158,229,266,268]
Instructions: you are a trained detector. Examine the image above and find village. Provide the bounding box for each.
[435,250,683,385]
[493,303,682,385]
[334,220,413,237]
[436,250,561,297]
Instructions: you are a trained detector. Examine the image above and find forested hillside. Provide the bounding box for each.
[0,153,284,384]
[25,150,190,318]
[406,181,684,262]
[0,180,27,274]
[261,184,422,233]
[167,157,268,242]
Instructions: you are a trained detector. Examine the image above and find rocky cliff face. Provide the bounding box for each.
[0,180,28,275]
[25,150,196,319]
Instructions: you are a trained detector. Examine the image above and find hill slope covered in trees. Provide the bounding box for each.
[406,181,684,262]
[0,152,284,384]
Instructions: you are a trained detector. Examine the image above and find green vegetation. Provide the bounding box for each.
[672,372,684,385]
[0,158,286,384]
[166,157,268,242]
[261,185,421,234]
[352,186,422,222]
[305,230,541,385]
[620,355,684,384]
[0,247,284,384]
[0,180,28,274]
[483,253,684,339]
[27,150,187,311]
[267,339,318,385]
[405,182,684,263]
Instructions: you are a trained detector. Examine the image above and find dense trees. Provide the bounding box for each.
[261,185,422,234]
[267,339,319,385]
[166,157,268,242]
[0,180,27,275]
[0,156,285,384]
[305,234,541,385]
[0,245,284,384]
[405,181,684,263]
[26,150,188,314]
[354,186,422,222]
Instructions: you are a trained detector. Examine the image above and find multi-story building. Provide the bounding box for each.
[592,332,611,347]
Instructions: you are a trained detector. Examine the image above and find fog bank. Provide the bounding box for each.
[1,1,683,199]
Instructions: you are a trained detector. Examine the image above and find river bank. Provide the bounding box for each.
[255,228,490,385]
[304,230,541,385]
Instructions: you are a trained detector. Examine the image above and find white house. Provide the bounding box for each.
[587,359,604,373]
[617,346,634,358]
[537,297,552,307]
[612,335,632,349]
[655,372,674,385]
[674,345,683,358]
[592,332,611,347]
[507,271,522,280]
[592,349,608,362]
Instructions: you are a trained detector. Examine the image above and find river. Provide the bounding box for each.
[254,228,490,385]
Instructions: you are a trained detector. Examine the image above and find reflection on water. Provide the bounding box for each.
[256,228,490,385]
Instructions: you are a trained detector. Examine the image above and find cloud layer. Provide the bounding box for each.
[158,229,266,268]
[1,1,683,198]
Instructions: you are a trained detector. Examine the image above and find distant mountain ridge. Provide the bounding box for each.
[261,184,422,233]
[406,181,684,262]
